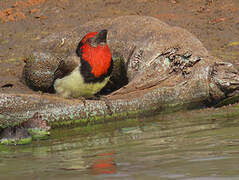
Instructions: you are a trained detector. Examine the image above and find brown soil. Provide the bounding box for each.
[0,0,239,94]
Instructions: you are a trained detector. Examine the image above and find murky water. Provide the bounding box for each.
[1,108,239,180]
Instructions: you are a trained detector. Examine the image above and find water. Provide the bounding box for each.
[1,108,239,180]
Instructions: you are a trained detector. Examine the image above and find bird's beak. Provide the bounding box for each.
[95,29,107,44]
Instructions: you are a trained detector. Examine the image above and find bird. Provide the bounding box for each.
[53,29,113,98]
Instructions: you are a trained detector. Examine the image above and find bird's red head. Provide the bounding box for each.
[80,32,98,44]
[79,30,112,78]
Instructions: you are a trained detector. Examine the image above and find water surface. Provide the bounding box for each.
[1,108,239,180]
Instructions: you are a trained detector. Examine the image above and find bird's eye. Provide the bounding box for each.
[87,38,98,47]
[86,38,92,44]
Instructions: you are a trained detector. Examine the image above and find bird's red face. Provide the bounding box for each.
[79,30,112,78]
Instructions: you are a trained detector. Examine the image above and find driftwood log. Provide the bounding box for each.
[1,16,239,143]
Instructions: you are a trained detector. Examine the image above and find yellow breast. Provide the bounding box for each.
[54,67,109,98]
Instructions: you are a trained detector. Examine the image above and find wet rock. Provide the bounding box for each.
[0,127,32,145]
[0,112,50,145]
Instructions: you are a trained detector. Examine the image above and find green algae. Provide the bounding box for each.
[0,136,32,145]
[49,104,239,144]
[51,116,145,140]
[27,128,50,140]
[0,128,49,146]
[49,108,155,128]
[49,100,204,129]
